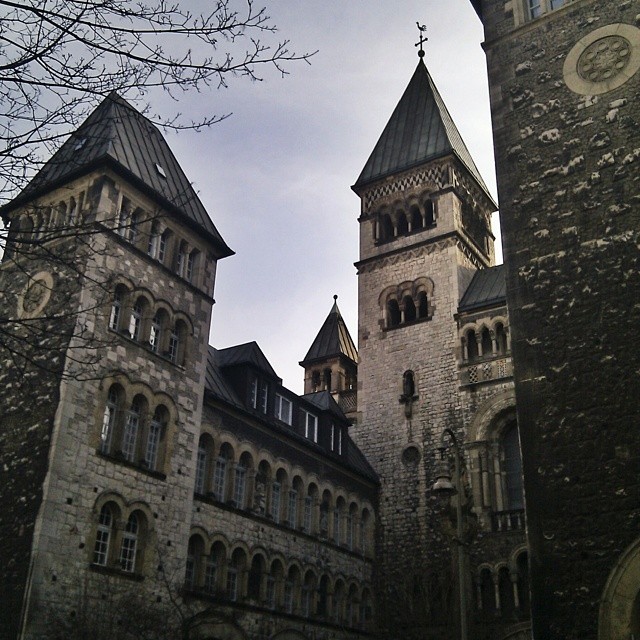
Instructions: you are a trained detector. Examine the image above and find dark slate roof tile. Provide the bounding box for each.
[216,341,280,381]
[354,60,492,202]
[300,298,358,365]
[459,264,507,312]
[8,93,232,257]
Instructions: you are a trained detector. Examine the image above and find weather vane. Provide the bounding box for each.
[415,23,428,58]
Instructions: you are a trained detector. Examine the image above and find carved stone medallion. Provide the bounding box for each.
[564,24,640,95]
[17,271,54,319]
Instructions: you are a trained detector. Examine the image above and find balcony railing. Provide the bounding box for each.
[492,509,526,532]
[461,357,512,386]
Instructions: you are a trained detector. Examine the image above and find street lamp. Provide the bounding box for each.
[432,428,467,640]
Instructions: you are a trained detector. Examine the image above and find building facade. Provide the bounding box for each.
[0,95,376,640]
[470,0,640,638]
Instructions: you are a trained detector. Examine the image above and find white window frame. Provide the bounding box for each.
[303,496,313,532]
[233,464,247,507]
[259,380,268,414]
[122,403,140,462]
[303,410,318,443]
[149,314,161,352]
[119,514,138,573]
[271,482,281,523]
[93,506,112,565]
[109,291,122,331]
[145,416,162,469]
[213,458,227,500]
[275,394,292,424]
[288,489,297,528]
[204,556,217,593]
[195,445,207,494]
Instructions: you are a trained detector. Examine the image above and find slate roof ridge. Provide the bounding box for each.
[353,59,493,202]
[300,297,358,365]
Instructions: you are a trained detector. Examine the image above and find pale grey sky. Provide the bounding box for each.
[166,1,498,393]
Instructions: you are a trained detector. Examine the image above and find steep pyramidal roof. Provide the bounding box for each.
[354,59,491,197]
[300,297,358,366]
[217,341,280,381]
[10,92,232,256]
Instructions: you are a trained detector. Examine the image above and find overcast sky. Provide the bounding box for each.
[165,1,498,394]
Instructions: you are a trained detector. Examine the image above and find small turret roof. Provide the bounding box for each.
[300,297,358,366]
[459,264,506,312]
[6,92,232,256]
[354,59,491,199]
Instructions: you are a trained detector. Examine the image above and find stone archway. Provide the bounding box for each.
[599,535,640,640]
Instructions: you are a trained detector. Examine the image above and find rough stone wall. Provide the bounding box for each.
[0,248,80,640]
[478,0,640,637]
[13,170,217,639]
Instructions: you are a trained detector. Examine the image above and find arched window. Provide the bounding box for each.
[117,198,131,236]
[396,212,408,235]
[128,296,148,341]
[319,491,331,538]
[213,443,233,501]
[185,535,204,590]
[109,285,128,331]
[267,560,284,610]
[101,385,123,454]
[206,541,225,594]
[503,423,524,510]
[323,368,332,391]
[168,319,188,365]
[347,584,359,627]
[187,249,200,284]
[347,503,358,551]
[403,295,416,322]
[233,453,251,508]
[227,549,247,602]
[128,209,141,244]
[284,566,299,614]
[481,327,493,356]
[479,568,495,612]
[149,312,161,352]
[195,434,214,495]
[496,323,508,354]
[360,589,373,630]
[360,508,371,555]
[122,396,145,462]
[333,580,346,623]
[387,299,401,327]
[144,405,167,470]
[334,497,345,545]
[410,205,423,231]
[176,240,188,278]
[271,469,287,524]
[248,554,266,601]
[417,291,429,319]
[466,329,479,360]
[516,552,530,613]
[304,483,318,533]
[302,571,316,617]
[499,566,515,615]
[93,504,115,565]
[318,575,330,617]
[119,513,139,572]
[311,370,321,392]
[147,221,161,258]
[158,229,172,263]
[424,199,435,226]
[381,214,394,241]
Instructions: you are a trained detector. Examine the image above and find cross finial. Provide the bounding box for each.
[415,23,428,59]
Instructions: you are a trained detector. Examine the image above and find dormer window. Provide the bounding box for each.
[250,377,268,413]
[302,410,318,443]
[275,394,292,425]
[527,0,565,19]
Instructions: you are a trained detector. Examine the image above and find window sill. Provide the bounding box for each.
[107,327,186,370]
[96,450,167,480]
[384,315,432,331]
[89,563,144,581]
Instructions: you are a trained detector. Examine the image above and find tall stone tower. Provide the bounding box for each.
[470,1,640,638]
[351,56,496,638]
[0,93,232,638]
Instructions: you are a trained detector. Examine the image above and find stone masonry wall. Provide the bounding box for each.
[480,1,640,637]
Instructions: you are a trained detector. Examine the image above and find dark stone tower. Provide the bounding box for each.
[470,1,640,638]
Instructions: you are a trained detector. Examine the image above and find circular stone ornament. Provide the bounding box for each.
[17,271,54,319]
[564,23,640,95]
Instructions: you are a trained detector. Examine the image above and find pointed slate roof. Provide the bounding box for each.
[458,264,506,312]
[354,59,491,198]
[7,92,232,256]
[300,297,358,366]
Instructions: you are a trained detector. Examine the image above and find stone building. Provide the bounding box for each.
[469,1,640,639]
[0,94,377,640]
[349,58,529,640]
